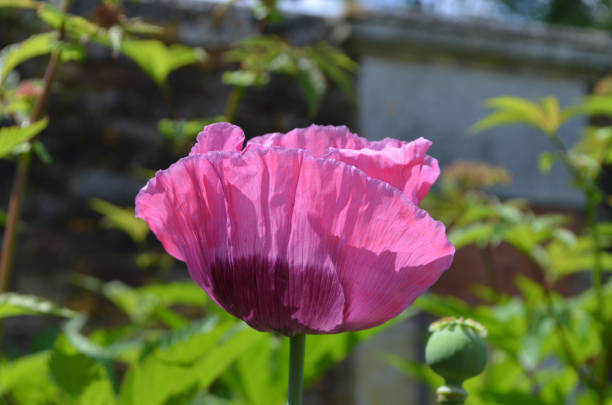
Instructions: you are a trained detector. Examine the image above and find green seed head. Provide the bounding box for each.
[425,317,488,386]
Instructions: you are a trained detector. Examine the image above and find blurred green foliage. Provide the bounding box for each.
[0,2,368,404]
[396,89,612,404]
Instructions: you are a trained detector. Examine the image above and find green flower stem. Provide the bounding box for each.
[288,334,306,405]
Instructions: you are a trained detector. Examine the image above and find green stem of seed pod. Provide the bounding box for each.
[288,334,306,405]
[436,384,466,405]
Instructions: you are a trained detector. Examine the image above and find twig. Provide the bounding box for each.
[0,0,69,292]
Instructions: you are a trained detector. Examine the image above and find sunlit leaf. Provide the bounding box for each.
[540,96,562,132]
[137,281,207,308]
[158,116,226,141]
[0,117,48,158]
[0,0,37,7]
[227,337,286,405]
[62,316,144,361]
[448,223,494,249]
[122,20,164,35]
[386,355,443,389]
[538,151,555,174]
[473,96,567,134]
[579,95,612,117]
[0,292,76,318]
[49,335,116,403]
[89,198,149,244]
[0,33,56,84]
[118,321,263,405]
[221,70,269,87]
[37,4,99,38]
[119,39,206,86]
[0,351,59,404]
[296,58,326,117]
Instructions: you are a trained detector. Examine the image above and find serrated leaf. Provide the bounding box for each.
[0,118,48,158]
[0,292,76,318]
[120,39,206,86]
[89,198,149,244]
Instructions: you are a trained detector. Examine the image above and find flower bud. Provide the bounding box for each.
[425,317,487,404]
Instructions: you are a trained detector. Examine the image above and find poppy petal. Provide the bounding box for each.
[136,138,453,335]
[189,122,245,155]
[324,137,440,204]
[247,124,439,203]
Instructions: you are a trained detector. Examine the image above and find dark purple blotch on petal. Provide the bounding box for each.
[209,256,345,335]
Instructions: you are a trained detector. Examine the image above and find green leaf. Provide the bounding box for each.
[311,43,357,100]
[0,351,59,404]
[0,118,48,158]
[62,316,144,361]
[158,116,226,141]
[120,39,206,86]
[0,33,56,84]
[448,223,494,249]
[0,292,77,318]
[37,4,99,39]
[0,0,38,8]
[32,140,52,164]
[49,335,116,403]
[538,151,555,174]
[540,96,562,132]
[227,337,286,405]
[472,96,564,134]
[296,58,326,117]
[221,70,269,87]
[386,355,443,389]
[89,198,149,244]
[137,282,208,308]
[579,95,612,116]
[119,320,264,405]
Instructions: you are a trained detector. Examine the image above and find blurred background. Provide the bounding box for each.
[1,1,612,404]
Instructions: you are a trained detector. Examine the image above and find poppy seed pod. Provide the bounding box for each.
[425,317,488,404]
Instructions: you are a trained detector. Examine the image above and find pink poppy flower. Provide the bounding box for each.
[135,123,454,335]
